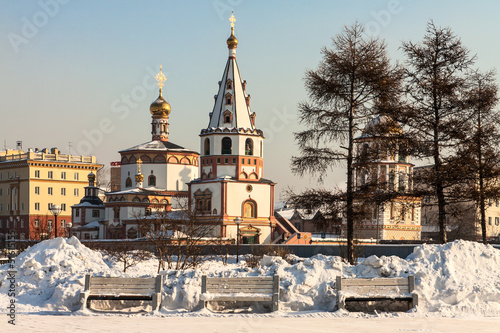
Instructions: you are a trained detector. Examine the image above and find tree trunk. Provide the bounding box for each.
[346,100,355,264]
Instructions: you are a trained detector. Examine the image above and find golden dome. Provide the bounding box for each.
[150,93,171,117]
[227,32,238,49]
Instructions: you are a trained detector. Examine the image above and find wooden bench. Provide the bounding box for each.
[200,275,279,312]
[80,275,163,311]
[336,276,418,312]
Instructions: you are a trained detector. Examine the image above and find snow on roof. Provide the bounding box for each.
[119,140,198,154]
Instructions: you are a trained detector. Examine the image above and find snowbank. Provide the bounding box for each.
[0,238,499,317]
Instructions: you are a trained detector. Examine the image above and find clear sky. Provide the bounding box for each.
[1,0,500,200]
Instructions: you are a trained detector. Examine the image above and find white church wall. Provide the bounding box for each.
[166,164,198,191]
[225,182,271,217]
[217,165,235,178]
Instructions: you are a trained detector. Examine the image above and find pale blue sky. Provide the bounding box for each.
[1,0,500,199]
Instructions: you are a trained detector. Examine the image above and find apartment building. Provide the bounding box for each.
[0,147,102,243]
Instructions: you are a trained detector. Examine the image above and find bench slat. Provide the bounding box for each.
[90,283,156,289]
[201,294,273,302]
[90,277,156,285]
[207,288,273,294]
[88,288,155,295]
[342,286,410,295]
[207,281,274,286]
[341,278,410,287]
[206,284,273,289]
[206,278,273,283]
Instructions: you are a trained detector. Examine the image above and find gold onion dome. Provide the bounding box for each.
[150,93,171,116]
[227,32,238,49]
[87,172,96,182]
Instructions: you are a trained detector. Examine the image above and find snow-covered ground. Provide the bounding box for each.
[0,237,499,332]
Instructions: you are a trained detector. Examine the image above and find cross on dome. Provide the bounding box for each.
[155,65,167,92]
[229,12,236,28]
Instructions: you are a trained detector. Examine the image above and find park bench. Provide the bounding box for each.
[336,275,418,312]
[80,275,163,311]
[200,275,280,311]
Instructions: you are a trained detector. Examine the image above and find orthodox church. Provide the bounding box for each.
[188,14,277,244]
[351,115,422,241]
[100,68,200,239]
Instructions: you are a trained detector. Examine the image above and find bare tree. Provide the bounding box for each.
[30,214,52,241]
[400,21,476,243]
[137,207,219,272]
[454,70,500,243]
[292,23,401,264]
[100,242,152,273]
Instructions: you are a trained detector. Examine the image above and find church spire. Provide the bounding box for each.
[204,13,257,131]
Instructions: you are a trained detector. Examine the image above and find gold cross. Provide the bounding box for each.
[229,12,236,28]
[155,65,167,90]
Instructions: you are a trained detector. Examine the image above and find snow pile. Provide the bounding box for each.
[407,241,500,316]
[0,237,110,312]
[0,238,499,317]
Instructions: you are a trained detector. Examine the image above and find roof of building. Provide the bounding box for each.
[189,176,275,185]
[119,140,198,155]
[205,18,256,132]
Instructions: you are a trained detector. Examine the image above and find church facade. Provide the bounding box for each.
[351,115,422,241]
[188,15,277,244]
[99,68,200,239]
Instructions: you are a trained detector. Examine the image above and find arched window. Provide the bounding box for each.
[399,172,406,192]
[243,200,257,218]
[221,137,232,155]
[148,175,156,186]
[245,138,253,155]
[125,177,132,188]
[223,110,232,123]
[225,93,233,105]
[204,138,210,155]
[226,79,233,90]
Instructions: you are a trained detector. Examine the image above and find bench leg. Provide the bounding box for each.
[79,292,89,310]
[152,293,161,311]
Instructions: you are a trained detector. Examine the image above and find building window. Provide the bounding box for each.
[496,217,499,226]
[61,220,65,228]
[489,217,492,225]
[113,207,119,219]
[34,219,40,227]
[243,200,257,218]
[74,188,79,196]
[496,201,499,208]
[245,138,253,155]
[193,189,213,213]
[48,187,53,195]
[223,110,232,123]
[61,172,66,179]
[0,189,2,196]
[126,177,132,187]
[35,187,39,194]
[35,203,40,210]
[221,137,232,154]
[61,203,66,211]
[20,219,24,228]
[148,175,156,186]
[48,220,53,230]
[225,93,233,105]
[204,138,210,155]
[0,204,2,211]
[61,188,66,196]
[75,209,80,217]
[74,172,79,180]
[48,203,53,210]
[35,170,40,178]
[92,210,99,218]
[226,79,233,90]
[48,171,53,179]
